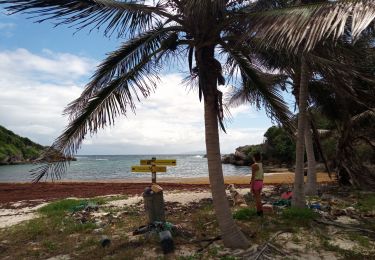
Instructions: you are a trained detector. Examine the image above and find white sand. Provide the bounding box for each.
[0,202,47,228]
[0,186,272,228]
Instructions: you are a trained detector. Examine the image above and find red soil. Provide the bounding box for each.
[0,182,249,204]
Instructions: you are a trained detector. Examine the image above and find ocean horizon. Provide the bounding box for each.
[0,154,252,183]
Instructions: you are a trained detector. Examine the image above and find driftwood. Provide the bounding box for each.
[236,231,289,260]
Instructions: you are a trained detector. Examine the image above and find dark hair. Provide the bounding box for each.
[253,152,261,162]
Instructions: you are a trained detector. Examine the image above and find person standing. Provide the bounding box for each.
[250,152,264,216]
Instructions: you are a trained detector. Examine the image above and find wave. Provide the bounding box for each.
[95,159,109,161]
[193,155,203,158]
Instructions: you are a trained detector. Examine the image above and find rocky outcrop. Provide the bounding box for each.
[222,145,254,166]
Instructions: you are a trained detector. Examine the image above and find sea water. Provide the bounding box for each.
[0,154,251,182]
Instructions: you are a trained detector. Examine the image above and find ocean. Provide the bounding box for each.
[0,154,251,182]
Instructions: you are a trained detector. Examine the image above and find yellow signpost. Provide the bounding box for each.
[131,157,176,183]
[131,165,167,173]
[140,159,176,166]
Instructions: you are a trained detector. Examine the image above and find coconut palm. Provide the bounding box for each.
[230,40,375,204]
[1,0,375,247]
[227,0,375,204]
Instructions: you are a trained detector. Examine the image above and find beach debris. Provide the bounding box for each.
[93,228,104,234]
[262,204,274,214]
[272,199,291,208]
[309,203,322,210]
[281,191,293,200]
[133,221,177,254]
[0,243,7,254]
[159,230,174,254]
[45,255,71,260]
[133,221,176,236]
[70,201,99,214]
[330,208,346,217]
[230,231,289,259]
[100,236,111,248]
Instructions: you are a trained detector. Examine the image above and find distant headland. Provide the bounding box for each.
[0,125,75,165]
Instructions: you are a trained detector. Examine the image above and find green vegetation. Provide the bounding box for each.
[0,125,45,164]
[263,126,295,164]
[281,208,318,224]
[355,194,375,212]
[233,208,257,220]
[1,191,375,259]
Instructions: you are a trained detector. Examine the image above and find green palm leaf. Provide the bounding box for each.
[245,0,375,52]
[32,47,165,182]
[65,24,183,118]
[0,0,178,37]
[221,43,294,131]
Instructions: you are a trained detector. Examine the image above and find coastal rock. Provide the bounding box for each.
[221,145,255,166]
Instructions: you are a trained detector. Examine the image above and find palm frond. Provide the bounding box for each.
[221,42,294,131]
[246,0,375,52]
[0,0,178,37]
[350,108,375,128]
[65,24,183,118]
[31,48,165,182]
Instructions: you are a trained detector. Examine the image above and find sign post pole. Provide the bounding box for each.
[151,157,156,183]
[131,158,176,224]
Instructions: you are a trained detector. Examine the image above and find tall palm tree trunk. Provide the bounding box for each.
[198,46,249,249]
[292,56,308,208]
[305,118,317,195]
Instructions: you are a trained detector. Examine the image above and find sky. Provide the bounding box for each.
[0,7,295,155]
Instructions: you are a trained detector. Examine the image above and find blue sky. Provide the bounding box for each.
[0,8,295,155]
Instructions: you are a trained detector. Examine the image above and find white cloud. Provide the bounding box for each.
[0,48,270,155]
[0,48,95,84]
[81,74,266,154]
[0,22,15,30]
[0,22,15,37]
[0,48,94,144]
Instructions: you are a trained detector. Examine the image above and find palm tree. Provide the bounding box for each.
[309,37,375,190]
[1,0,375,247]
[304,116,317,195]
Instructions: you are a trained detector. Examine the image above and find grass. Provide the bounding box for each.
[281,207,318,224]
[38,199,89,216]
[233,208,257,220]
[348,233,371,248]
[356,194,375,212]
[0,197,144,259]
[321,238,371,260]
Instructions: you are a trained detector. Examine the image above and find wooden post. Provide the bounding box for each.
[151,157,156,183]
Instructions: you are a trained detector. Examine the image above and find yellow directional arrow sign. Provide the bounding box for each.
[140,159,176,166]
[131,165,167,173]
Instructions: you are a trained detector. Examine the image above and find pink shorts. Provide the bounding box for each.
[252,180,263,192]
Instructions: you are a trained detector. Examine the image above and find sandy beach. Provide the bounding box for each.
[0,172,334,204]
